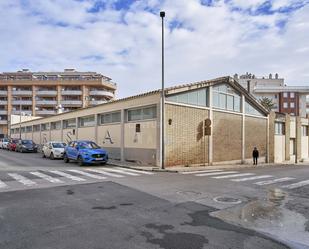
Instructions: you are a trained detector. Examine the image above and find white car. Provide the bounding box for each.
[42,141,66,159]
[0,138,10,149]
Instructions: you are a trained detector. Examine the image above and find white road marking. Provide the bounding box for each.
[68,170,106,180]
[196,171,238,177]
[0,180,8,188]
[114,167,155,175]
[231,175,273,182]
[212,173,255,179]
[181,169,223,175]
[255,177,295,186]
[87,169,124,178]
[30,172,63,183]
[282,180,309,189]
[97,168,139,176]
[8,173,37,186]
[49,170,86,181]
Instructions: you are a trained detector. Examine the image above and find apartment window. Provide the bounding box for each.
[51,121,61,130]
[41,123,50,131]
[166,88,208,107]
[21,127,25,133]
[63,118,76,129]
[10,129,14,134]
[283,92,288,98]
[79,115,95,127]
[245,101,264,116]
[302,126,308,136]
[26,126,32,132]
[99,111,121,125]
[213,84,241,112]
[275,122,285,135]
[290,92,295,98]
[127,106,157,121]
[33,125,40,132]
[290,102,295,108]
[283,102,288,108]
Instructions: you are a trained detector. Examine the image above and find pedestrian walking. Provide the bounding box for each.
[252,147,259,165]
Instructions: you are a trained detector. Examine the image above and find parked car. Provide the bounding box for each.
[8,139,19,151]
[16,140,38,153]
[64,140,108,166]
[0,138,10,149]
[42,141,66,159]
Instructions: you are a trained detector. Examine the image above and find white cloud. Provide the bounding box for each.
[0,0,308,98]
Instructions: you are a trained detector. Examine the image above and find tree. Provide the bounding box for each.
[259,97,275,111]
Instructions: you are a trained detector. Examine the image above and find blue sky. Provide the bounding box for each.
[0,0,309,97]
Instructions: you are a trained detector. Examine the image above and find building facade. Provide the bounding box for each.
[11,76,272,167]
[0,69,117,138]
[235,73,309,117]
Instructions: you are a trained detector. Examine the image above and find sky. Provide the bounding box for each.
[0,0,309,98]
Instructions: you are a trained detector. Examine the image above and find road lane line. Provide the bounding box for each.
[49,170,86,181]
[181,170,223,175]
[212,173,255,179]
[87,169,124,178]
[30,172,63,183]
[231,175,273,182]
[255,177,295,186]
[0,180,8,188]
[8,173,37,186]
[196,171,238,177]
[282,180,309,189]
[114,167,155,175]
[68,170,106,180]
[97,168,139,176]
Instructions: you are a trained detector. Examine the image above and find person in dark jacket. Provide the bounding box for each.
[252,147,259,165]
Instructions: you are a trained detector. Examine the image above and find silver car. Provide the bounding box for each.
[42,141,66,160]
[0,138,10,149]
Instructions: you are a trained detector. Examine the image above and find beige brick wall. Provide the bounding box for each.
[245,116,267,159]
[213,111,242,162]
[165,104,209,167]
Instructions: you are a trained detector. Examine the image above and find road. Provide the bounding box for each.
[0,149,308,249]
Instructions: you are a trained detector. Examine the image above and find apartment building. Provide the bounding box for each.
[235,73,309,117]
[0,69,117,138]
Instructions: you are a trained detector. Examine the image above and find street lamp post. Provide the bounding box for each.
[160,11,165,170]
[19,98,22,139]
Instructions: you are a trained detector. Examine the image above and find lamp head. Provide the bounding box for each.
[160,11,165,18]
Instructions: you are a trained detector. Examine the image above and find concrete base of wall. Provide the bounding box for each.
[124,148,157,165]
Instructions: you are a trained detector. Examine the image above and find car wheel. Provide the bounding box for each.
[42,153,46,158]
[64,154,70,163]
[50,153,55,160]
[77,156,85,166]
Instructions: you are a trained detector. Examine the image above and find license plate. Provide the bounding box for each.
[28,149,33,151]
[95,158,103,161]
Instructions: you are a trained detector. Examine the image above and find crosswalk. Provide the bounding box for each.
[181,169,309,190]
[0,167,155,191]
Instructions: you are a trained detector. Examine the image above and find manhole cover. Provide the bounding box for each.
[213,196,242,204]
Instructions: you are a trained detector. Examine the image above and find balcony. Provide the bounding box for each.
[12,90,32,96]
[36,90,57,96]
[0,101,7,105]
[36,100,57,106]
[0,110,8,115]
[0,120,8,125]
[12,110,33,115]
[0,91,8,96]
[90,100,107,105]
[36,110,56,115]
[61,90,82,95]
[89,90,114,98]
[12,100,33,105]
[61,100,83,106]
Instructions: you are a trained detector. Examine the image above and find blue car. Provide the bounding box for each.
[63,140,108,166]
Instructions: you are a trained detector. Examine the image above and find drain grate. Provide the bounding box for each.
[213,196,242,204]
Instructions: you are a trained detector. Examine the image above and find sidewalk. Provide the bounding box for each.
[108,159,308,173]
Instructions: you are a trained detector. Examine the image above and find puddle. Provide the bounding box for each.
[211,188,309,248]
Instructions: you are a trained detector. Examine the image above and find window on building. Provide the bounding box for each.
[302,126,308,136]
[99,111,121,125]
[275,122,285,135]
[26,126,32,132]
[51,121,61,130]
[245,101,264,116]
[213,84,241,112]
[290,102,295,108]
[33,125,40,132]
[290,92,295,98]
[283,92,288,98]
[63,118,76,129]
[127,106,157,121]
[21,127,25,133]
[166,88,208,107]
[10,129,14,134]
[41,123,50,131]
[79,115,95,127]
[283,102,288,108]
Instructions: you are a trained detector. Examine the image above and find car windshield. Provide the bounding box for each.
[79,142,100,149]
[52,143,66,148]
[22,140,33,145]
[3,139,9,142]
[12,140,18,143]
